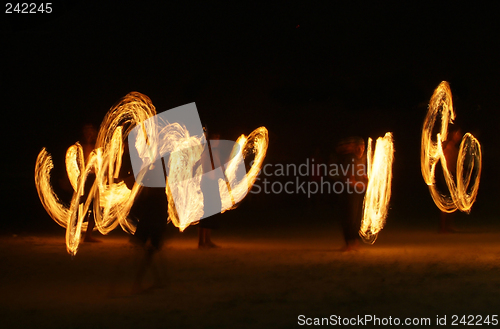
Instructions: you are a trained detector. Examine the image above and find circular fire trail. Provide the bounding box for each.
[421,81,482,213]
[35,92,268,256]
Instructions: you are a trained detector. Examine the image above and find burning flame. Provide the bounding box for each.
[220,127,269,211]
[360,132,394,243]
[421,81,482,213]
[165,126,269,231]
[35,92,268,256]
[35,92,156,255]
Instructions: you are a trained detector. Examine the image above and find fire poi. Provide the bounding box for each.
[35,92,269,256]
[359,132,395,243]
[421,81,482,213]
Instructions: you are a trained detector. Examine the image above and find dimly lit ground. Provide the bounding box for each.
[3,3,500,328]
[1,205,499,328]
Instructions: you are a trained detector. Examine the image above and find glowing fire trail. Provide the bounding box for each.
[161,124,206,232]
[220,128,269,212]
[35,92,156,255]
[161,125,269,231]
[35,92,269,255]
[360,132,394,244]
[421,81,482,213]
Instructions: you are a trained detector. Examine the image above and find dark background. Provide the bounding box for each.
[2,1,499,233]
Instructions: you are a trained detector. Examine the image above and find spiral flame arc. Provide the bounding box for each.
[421,81,482,213]
[35,92,268,256]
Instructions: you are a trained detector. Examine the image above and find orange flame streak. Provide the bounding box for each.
[65,143,85,193]
[421,81,482,213]
[164,126,269,231]
[360,132,394,243]
[35,149,71,228]
[220,127,269,211]
[35,92,269,255]
[162,123,205,231]
[35,92,156,255]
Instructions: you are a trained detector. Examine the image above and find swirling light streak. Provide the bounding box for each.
[35,92,268,255]
[220,127,269,212]
[421,81,482,213]
[162,125,269,231]
[360,132,394,243]
[35,92,155,255]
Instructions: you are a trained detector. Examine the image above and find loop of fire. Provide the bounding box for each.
[35,92,269,256]
[421,81,482,213]
[35,91,405,253]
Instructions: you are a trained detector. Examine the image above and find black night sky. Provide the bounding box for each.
[2,3,500,328]
[2,2,499,229]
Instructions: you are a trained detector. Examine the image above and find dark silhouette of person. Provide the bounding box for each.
[439,125,462,233]
[107,141,168,295]
[309,146,326,206]
[129,159,168,293]
[196,130,224,249]
[333,136,367,251]
[81,123,101,243]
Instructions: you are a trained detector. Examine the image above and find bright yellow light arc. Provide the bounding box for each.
[220,127,269,211]
[35,92,156,256]
[360,132,394,244]
[161,123,205,231]
[421,81,482,213]
[164,126,269,231]
[35,92,269,255]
